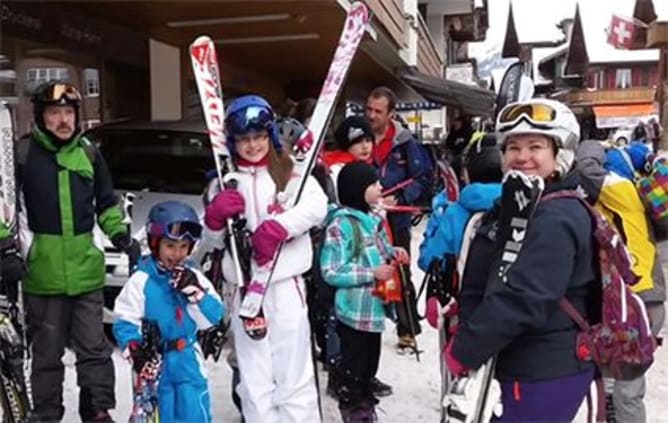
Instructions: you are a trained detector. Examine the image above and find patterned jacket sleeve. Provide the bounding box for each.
[320,217,375,288]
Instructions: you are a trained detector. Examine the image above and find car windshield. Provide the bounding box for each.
[87,128,215,194]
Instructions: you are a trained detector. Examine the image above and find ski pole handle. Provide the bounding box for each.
[221,173,246,287]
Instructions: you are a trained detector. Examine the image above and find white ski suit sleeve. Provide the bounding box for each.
[112,271,148,350]
[274,175,328,238]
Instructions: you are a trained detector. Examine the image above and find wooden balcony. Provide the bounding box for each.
[417,13,444,77]
[365,0,408,50]
[561,87,657,106]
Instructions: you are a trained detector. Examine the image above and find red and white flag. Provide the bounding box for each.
[606,14,638,49]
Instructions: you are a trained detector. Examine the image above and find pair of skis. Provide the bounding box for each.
[0,103,36,423]
[190,2,371,339]
[129,320,161,423]
[442,171,544,423]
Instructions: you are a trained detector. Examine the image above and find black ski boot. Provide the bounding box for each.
[369,377,392,397]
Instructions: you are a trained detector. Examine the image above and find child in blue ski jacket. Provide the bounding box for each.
[320,161,409,422]
[418,133,502,273]
[113,201,224,422]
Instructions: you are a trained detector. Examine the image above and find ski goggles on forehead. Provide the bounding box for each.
[498,103,557,130]
[149,221,202,241]
[37,83,82,103]
[226,106,274,136]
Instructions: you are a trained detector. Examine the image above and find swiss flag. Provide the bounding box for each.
[606,14,637,49]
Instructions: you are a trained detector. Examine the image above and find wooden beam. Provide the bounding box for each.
[647,22,668,48]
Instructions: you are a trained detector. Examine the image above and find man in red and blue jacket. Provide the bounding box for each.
[365,86,428,350]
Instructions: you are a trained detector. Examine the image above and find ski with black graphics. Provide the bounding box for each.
[444,170,544,423]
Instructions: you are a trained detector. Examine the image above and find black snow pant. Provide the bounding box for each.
[25,290,115,421]
[335,322,381,410]
[388,222,422,338]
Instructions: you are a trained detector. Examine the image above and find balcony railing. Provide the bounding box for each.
[364,0,408,49]
[417,13,444,77]
[563,87,656,106]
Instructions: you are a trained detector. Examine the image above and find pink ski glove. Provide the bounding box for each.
[204,189,245,230]
[426,297,460,330]
[444,337,469,377]
[426,297,442,329]
[251,220,289,266]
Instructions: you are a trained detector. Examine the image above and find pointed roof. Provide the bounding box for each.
[501,2,520,58]
[634,0,668,24]
[564,4,588,75]
[500,0,566,59]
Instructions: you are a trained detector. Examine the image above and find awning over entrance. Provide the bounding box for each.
[397,68,495,117]
[593,103,658,128]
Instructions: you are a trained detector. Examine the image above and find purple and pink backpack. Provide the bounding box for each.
[542,191,656,381]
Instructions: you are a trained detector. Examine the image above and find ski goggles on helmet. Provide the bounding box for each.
[226,106,274,137]
[497,103,557,132]
[148,221,202,242]
[35,83,82,104]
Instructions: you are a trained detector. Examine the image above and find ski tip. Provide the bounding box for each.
[190,36,219,70]
[349,2,370,25]
[191,35,214,46]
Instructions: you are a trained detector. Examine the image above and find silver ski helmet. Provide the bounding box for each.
[225,95,282,154]
[496,98,580,176]
[276,117,306,150]
[146,201,202,256]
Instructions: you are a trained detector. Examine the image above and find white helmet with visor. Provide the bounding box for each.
[496,99,581,175]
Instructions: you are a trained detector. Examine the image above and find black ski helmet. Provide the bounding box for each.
[31,81,82,140]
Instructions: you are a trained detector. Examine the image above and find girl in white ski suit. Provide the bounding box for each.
[202,95,327,423]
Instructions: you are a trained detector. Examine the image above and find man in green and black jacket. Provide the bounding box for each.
[17,81,139,422]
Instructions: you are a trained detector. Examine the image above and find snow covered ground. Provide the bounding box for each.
[55,228,668,422]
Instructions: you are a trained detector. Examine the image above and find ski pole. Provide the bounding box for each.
[397,263,421,362]
[381,177,415,198]
[381,205,432,214]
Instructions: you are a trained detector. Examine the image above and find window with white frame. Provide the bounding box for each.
[25,67,69,85]
[615,68,632,88]
[591,69,606,89]
[83,68,100,97]
[25,67,69,93]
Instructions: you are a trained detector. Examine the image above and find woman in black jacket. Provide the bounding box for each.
[445,99,597,422]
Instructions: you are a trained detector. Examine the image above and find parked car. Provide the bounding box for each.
[84,119,214,328]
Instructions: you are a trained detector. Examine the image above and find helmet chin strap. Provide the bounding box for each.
[555,149,575,176]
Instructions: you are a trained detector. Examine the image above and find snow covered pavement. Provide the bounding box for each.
[57,229,668,422]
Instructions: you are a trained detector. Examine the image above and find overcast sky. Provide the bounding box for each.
[468,0,638,60]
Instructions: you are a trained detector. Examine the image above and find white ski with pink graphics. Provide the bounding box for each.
[189,35,246,287]
[237,2,371,334]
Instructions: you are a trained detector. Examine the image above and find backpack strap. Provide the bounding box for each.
[344,215,364,262]
[456,211,484,286]
[542,190,606,423]
[618,148,636,180]
[541,191,596,321]
[80,136,97,165]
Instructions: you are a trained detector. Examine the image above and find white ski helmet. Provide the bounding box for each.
[496,98,581,175]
